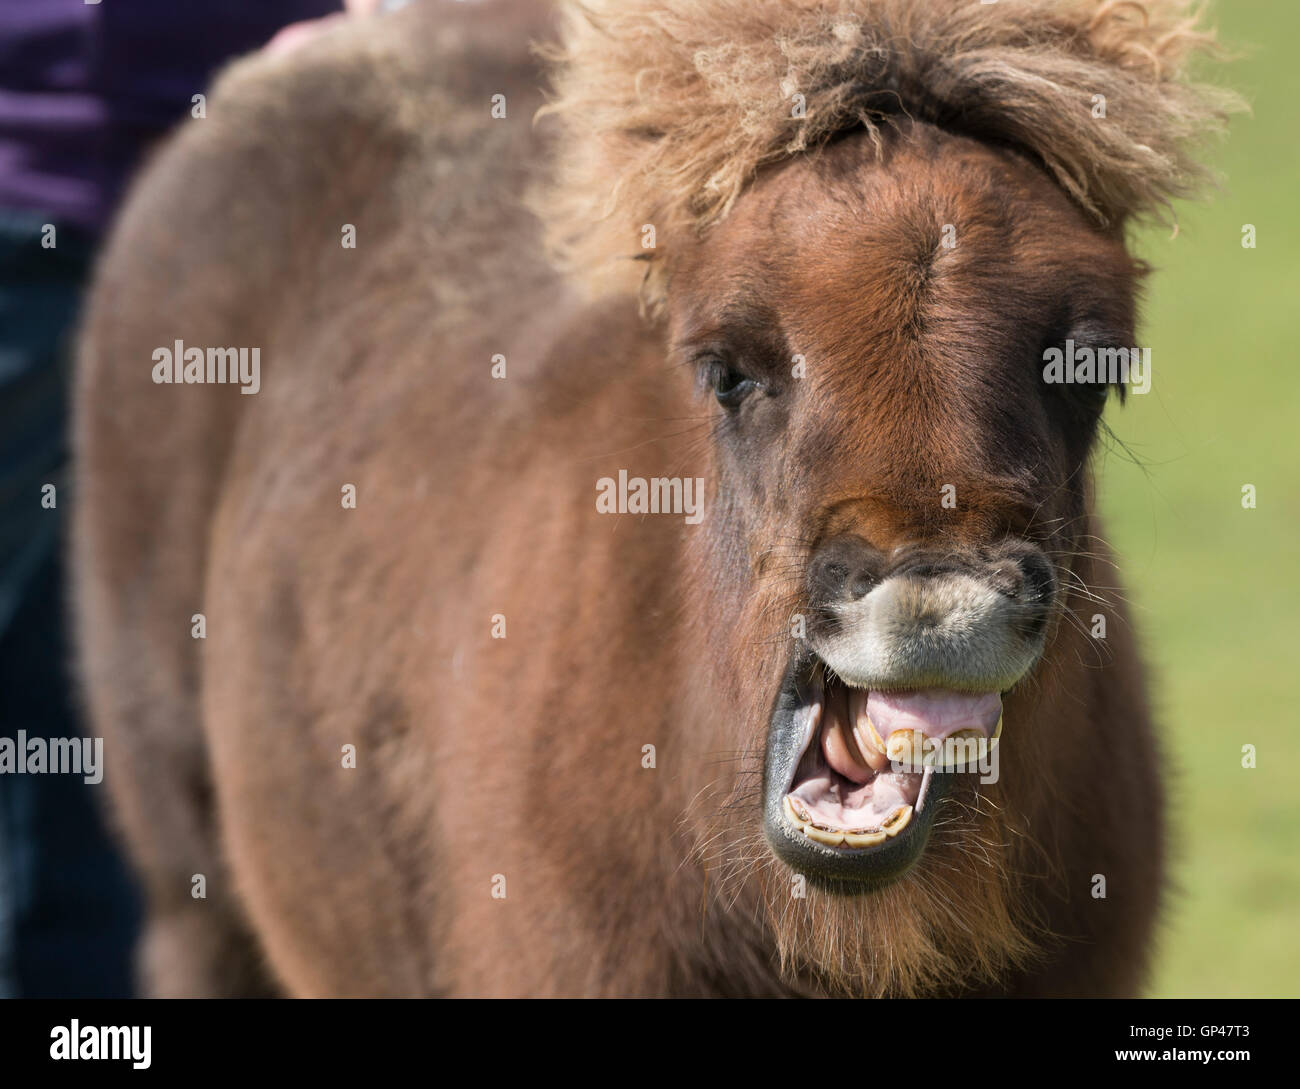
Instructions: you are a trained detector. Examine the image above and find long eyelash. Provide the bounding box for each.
[696,357,727,395]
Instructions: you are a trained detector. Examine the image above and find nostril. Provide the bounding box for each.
[988,560,1024,598]
[807,557,851,604]
[818,560,849,598]
[806,535,887,608]
[1018,553,1056,606]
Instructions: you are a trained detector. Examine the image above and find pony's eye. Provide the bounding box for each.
[705,360,758,408]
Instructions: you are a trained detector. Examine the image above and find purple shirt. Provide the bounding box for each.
[0,0,341,234]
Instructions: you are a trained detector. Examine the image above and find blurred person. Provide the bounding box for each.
[0,0,348,999]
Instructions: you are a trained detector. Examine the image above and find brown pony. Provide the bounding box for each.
[72,0,1236,996]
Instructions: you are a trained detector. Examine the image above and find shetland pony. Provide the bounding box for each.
[73,0,1235,996]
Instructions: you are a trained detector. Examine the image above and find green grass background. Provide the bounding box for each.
[1096,1,1298,997]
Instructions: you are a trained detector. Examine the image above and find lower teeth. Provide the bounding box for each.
[782,795,914,847]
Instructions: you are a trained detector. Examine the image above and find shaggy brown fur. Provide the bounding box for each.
[537,0,1239,308]
[72,0,1233,997]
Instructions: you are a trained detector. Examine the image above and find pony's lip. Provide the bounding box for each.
[762,657,972,888]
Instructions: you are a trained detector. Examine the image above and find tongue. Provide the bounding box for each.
[866,689,1002,743]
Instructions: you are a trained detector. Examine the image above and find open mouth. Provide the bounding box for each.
[763,660,1003,887]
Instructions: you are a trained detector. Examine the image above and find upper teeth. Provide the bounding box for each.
[855,702,889,757]
[875,714,1002,770]
[885,728,926,765]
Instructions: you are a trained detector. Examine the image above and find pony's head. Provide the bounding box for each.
[537,0,1238,994]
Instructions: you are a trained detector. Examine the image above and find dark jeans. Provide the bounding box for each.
[0,213,140,997]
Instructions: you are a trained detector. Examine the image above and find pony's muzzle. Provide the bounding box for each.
[805,536,1056,693]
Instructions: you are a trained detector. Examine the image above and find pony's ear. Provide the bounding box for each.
[531,0,1242,314]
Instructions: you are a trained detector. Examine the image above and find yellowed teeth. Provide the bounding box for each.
[875,714,1002,769]
[782,795,913,848]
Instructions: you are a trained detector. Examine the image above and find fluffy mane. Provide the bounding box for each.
[534,0,1241,309]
